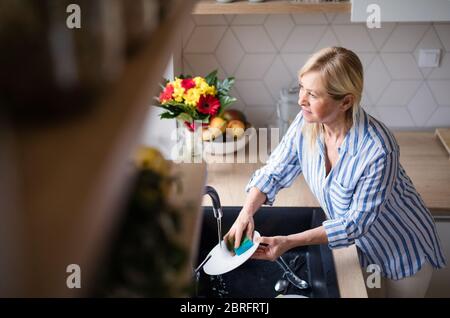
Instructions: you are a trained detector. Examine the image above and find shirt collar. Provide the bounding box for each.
[339,107,368,157]
[317,107,368,157]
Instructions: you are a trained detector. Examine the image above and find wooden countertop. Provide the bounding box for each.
[436,128,450,157]
[204,131,450,214]
[202,131,450,298]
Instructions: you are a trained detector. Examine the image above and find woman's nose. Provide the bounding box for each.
[298,91,308,106]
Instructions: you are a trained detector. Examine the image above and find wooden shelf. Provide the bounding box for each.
[1,0,198,297]
[193,0,351,15]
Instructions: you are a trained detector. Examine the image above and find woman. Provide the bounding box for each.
[224,47,446,298]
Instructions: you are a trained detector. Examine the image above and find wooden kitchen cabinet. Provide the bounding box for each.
[0,0,198,297]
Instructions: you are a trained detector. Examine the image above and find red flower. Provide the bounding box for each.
[196,95,220,116]
[184,121,208,132]
[181,78,196,91]
[159,84,174,103]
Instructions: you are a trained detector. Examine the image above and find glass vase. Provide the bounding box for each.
[176,119,204,162]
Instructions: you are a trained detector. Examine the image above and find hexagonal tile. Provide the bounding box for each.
[426,107,450,127]
[376,107,415,128]
[234,80,275,106]
[428,80,450,106]
[381,53,423,80]
[245,106,276,128]
[264,56,293,99]
[185,26,227,53]
[365,56,391,103]
[407,84,438,126]
[232,26,276,53]
[184,54,225,78]
[367,23,396,50]
[281,53,312,80]
[229,86,246,112]
[434,24,450,52]
[429,53,450,80]
[381,24,428,52]
[356,53,375,70]
[193,14,228,26]
[264,15,295,50]
[377,81,421,106]
[231,15,267,25]
[291,13,328,25]
[413,26,444,78]
[234,54,275,80]
[282,25,327,52]
[215,30,245,76]
[182,16,196,49]
[182,57,195,76]
[332,25,376,52]
[314,27,340,51]
[331,12,352,25]
[224,15,235,24]
[361,91,373,108]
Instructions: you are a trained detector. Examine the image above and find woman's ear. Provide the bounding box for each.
[340,94,354,112]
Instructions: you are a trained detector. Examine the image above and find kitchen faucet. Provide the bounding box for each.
[204,186,223,248]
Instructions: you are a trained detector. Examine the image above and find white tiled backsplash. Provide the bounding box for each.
[181,13,450,129]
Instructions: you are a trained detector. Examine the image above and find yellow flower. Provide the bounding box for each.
[193,77,216,96]
[206,85,216,96]
[184,88,201,107]
[172,78,185,103]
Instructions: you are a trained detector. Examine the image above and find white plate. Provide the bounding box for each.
[203,127,256,155]
[203,231,260,276]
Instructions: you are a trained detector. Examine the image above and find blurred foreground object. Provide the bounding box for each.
[94,147,191,297]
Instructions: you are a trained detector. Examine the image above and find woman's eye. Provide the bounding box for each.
[309,92,316,98]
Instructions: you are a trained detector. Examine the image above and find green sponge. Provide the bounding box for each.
[233,235,254,256]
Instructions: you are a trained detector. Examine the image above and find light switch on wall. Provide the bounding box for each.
[418,49,441,68]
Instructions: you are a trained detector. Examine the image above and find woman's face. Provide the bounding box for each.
[298,71,349,125]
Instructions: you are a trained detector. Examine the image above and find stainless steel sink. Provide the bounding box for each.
[194,206,339,298]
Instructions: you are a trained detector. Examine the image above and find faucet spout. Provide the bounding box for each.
[204,186,223,220]
[204,186,223,248]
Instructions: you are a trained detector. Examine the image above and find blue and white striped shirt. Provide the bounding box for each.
[246,107,446,280]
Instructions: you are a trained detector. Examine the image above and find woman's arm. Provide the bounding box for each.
[242,187,267,217]
[224,187,267,249]
[253,226,328,261]
[245,111,304,205]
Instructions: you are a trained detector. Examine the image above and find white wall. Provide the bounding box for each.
[139,56,178,160]
[181,13,450,129]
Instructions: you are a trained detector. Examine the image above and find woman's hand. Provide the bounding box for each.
[252,236,291,261]
[223,209,255,250]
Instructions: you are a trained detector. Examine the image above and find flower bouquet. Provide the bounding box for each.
[155,70,236,159]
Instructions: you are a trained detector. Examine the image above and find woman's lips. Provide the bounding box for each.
[302,107,312,114]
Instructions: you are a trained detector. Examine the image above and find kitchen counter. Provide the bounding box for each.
[202,131,450,298]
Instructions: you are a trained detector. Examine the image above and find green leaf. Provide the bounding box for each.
[176,113,192,122]
[217,77,235,95]
[160,112,179,119]
[204,70,218,86]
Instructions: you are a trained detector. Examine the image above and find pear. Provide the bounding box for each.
[226,119,245,139]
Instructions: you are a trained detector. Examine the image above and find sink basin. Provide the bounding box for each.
[194,207,339,298]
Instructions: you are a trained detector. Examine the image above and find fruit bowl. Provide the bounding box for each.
[203,124,256,155]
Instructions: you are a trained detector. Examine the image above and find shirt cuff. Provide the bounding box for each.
[323,218,352,249]
[245,173,278,206]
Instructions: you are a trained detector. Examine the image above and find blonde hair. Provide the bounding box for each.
[299,47,363,153]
